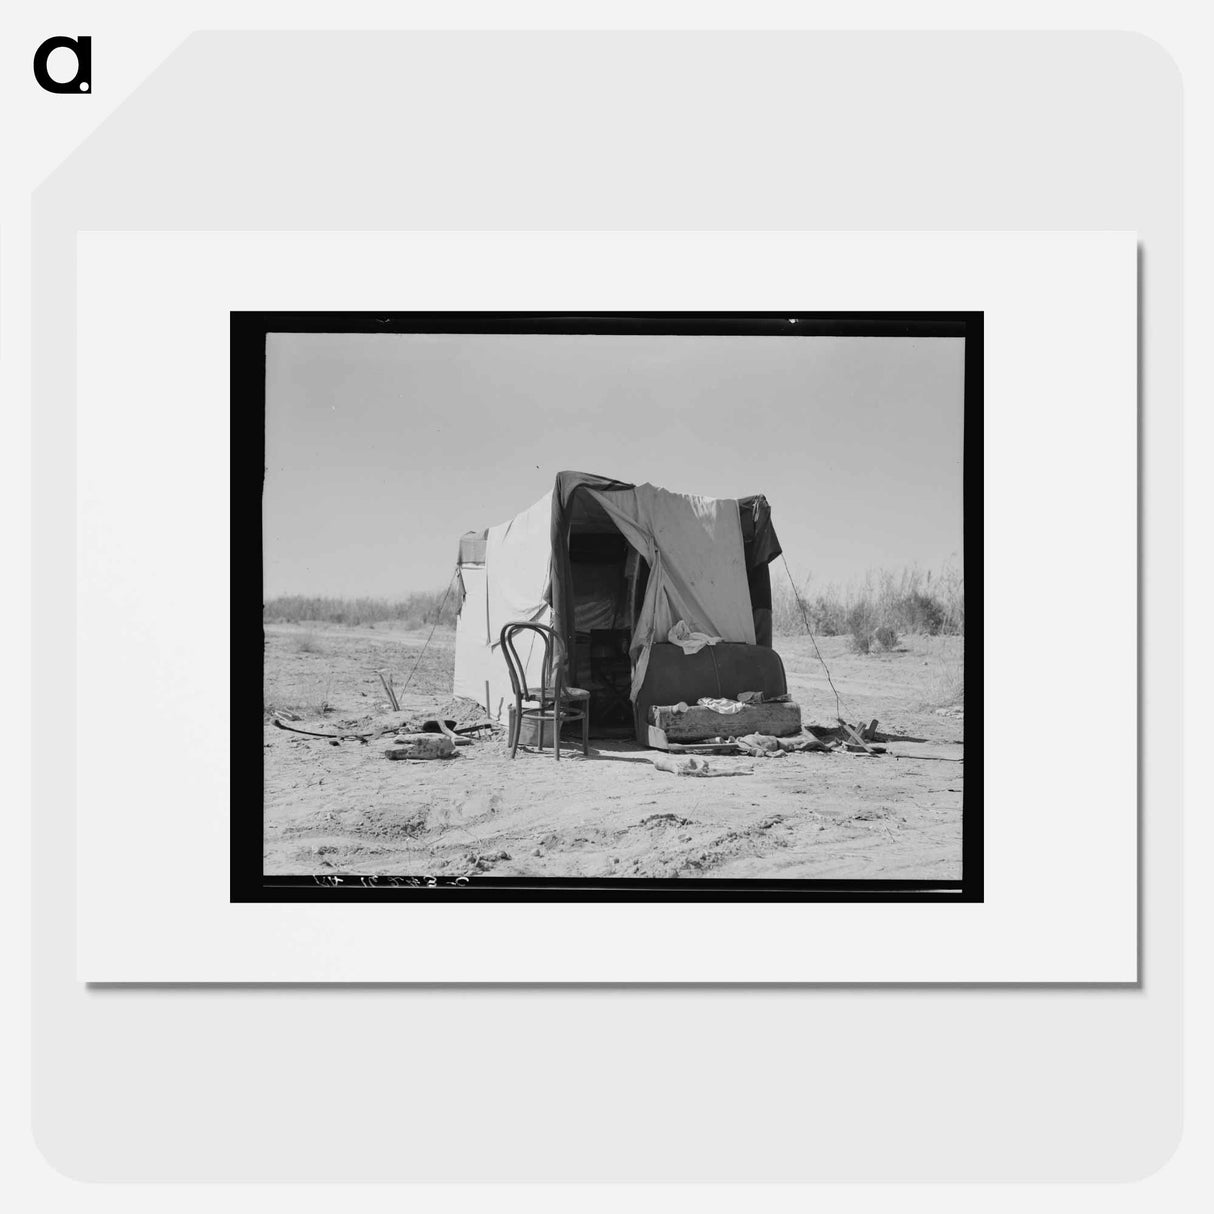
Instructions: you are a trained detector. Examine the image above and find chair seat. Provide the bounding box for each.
[526,685,589,700]
[520,700,587,718]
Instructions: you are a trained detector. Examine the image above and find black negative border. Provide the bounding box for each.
[235,311,982,903]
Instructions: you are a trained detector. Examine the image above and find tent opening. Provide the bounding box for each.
[455,473,785,741]
[565,492,646,736]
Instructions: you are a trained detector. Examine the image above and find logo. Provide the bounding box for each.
[33,36,91,93]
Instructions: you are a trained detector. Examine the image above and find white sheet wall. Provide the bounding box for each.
[453,490,555,718]
[453,563,555,718]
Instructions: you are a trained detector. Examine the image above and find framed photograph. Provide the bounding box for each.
[237,311,980,902]
[74,228,1135,982]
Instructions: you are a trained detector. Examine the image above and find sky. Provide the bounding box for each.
[262,331,965,599]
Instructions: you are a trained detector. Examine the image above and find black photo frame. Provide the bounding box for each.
[234,311,982,902]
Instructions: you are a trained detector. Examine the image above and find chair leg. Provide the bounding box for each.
[509,698,521,759]
[582,703,590,755]
[554,707,561,762]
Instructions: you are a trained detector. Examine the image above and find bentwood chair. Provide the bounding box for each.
[499,622,590,760]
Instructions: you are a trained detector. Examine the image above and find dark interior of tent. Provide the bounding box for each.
[562,489,779,738]
[565,492,647,736]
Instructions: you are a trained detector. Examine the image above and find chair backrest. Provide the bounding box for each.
[499,621,564,701]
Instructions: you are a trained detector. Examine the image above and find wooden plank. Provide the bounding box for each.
[648,726,748,754]
[836,718,877,754]
[651,701,802,741]
[647,724,672,750]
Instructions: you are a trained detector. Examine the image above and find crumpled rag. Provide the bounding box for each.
[668,619,723,655]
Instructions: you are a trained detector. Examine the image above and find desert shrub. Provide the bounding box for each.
[808,595,848,636]
[874,625,900,652]
[846,602,877,654]
[772,562,964,643]
[264,587,459,629]
[771,580,849,636]
[930,564,965,635]
[896,591,945,635]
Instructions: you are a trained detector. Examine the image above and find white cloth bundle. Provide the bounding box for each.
[668,619,723,655]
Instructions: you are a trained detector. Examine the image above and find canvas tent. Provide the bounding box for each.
[454,471,787,741]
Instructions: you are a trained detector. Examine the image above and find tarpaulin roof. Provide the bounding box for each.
[548,472,780,675]
[453,471,782,707]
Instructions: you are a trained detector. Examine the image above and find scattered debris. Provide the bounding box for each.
[695,696,749,715]
[466,850,511,872]
[272,719,372,742]
[735,732,832,757]
[651,738,748,754]
[418,717,473,746]
[836,718,883,755]
[385,733,456,760]
[806,723,846,742]
[432,696,498,730]
[651,755,754,777]
[375,669,401,712]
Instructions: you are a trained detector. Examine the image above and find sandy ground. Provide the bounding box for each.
[263,623,964,880]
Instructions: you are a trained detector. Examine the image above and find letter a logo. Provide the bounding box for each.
[34,36,92,93]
